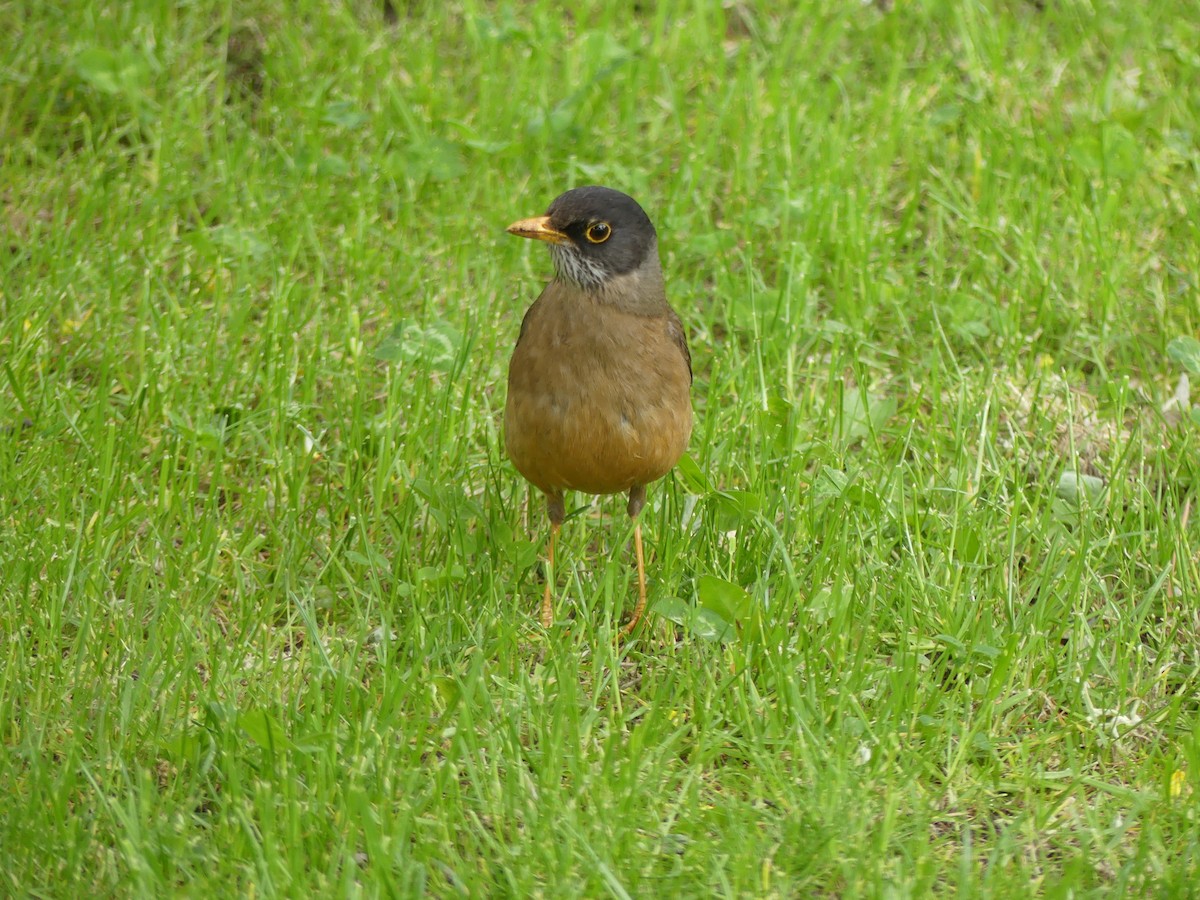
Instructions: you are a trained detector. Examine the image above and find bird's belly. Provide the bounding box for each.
[505,374,691,497]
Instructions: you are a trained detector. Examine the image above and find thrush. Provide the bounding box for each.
[504,185,693,633]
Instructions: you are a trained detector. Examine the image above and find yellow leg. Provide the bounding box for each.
[623,520,647,634]
[541,521,559,628]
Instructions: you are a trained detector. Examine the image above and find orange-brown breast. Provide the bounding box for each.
[505,282,692,497]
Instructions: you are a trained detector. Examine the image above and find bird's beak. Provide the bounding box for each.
[506,215,569,245]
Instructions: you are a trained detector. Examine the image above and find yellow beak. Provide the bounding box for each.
[506,215,569,245]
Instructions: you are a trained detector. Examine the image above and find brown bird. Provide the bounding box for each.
[505,186,693,633]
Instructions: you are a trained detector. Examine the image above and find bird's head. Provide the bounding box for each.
[507,186,659,292]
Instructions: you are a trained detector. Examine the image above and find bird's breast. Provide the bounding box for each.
[505,291,692,497]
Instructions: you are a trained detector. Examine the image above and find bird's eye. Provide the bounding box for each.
[585,222,611,244]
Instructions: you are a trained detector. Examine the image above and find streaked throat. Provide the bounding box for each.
[549,245,608,291]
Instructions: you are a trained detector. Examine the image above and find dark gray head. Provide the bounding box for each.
[506,186,659,291]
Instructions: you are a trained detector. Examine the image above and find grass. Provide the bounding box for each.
[2,0,1199,894]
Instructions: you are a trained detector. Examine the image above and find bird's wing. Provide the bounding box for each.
[666,309,692,385]
[513,284,553,348]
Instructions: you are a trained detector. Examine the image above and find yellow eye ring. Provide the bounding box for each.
[585,222,611,244]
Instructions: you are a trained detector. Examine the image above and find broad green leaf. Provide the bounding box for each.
[689,607,736,643]
[208,225,268,260]
[374,320,463,372]
[321,101,369,129]
[708,490,762,531]
[1167,336,1200,375]
[384,136,467,184]
[239,708,290,755]
[697,574,752,624]
[73,46,150,98]
[675,453,711,494]
[316,153,351,178]
[838,390,896,444]
[1056,471,1106,505]
[654,596,737,643]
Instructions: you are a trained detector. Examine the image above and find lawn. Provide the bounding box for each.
[2,0,1199,895]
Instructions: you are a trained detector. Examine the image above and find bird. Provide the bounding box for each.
[504,185,693,633]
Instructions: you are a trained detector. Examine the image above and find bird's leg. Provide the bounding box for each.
[541,523,559,628]
[541,493,565,628]
[624,485,648,634]
[625,520,648,634]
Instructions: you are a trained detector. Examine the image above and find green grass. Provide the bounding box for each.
[3,0,1200,894]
